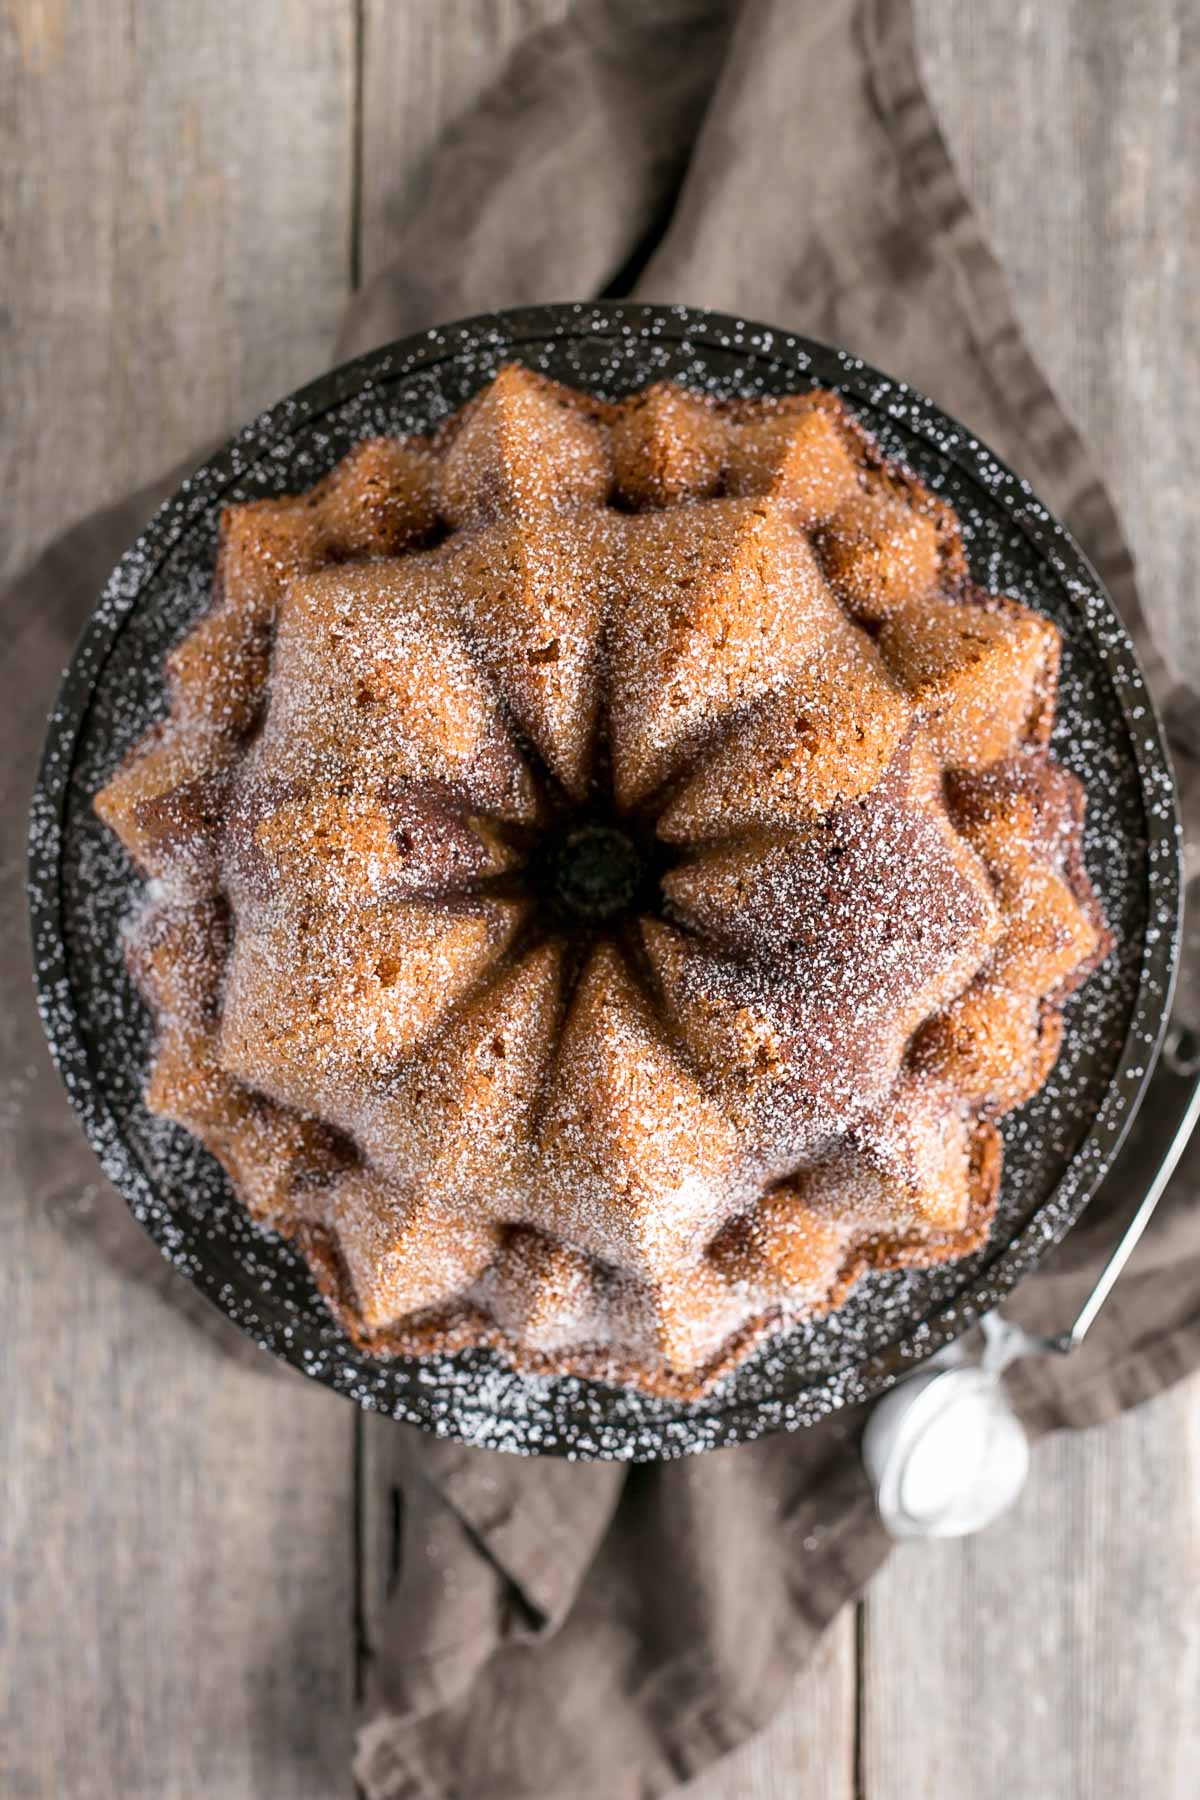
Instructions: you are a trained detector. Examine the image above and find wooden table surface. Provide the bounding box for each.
[3,4,1197,1796]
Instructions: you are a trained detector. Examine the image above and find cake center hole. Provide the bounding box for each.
[550,823,643,921]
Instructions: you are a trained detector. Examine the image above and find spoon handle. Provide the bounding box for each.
[1058,1024,1200,1353]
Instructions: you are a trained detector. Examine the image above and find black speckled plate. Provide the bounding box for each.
[28,304,1182,1460]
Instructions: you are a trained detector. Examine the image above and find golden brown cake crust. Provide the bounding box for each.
[94,366,1109,1398]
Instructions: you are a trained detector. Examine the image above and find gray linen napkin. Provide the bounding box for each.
[4,3,1196,1797]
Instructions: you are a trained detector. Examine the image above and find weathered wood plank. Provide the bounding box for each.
[357,0,571,287]
[345,3,858,1788]
[360,6,1200,1799]
[862,1392,1200,1798]
[362,12,834,1793]
[6,3,1192,1797]
[915,0,1200,693]
[863,5,1200,1797]
[0,4,358,1795]
[355,0,569,1625]
[355,7,857,1794]
[680,1614,858,1800]
[0,0,356,582]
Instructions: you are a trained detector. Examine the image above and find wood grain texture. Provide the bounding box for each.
[358,0,571,285]
[354,0,570,1712]
[679,1613,857,1800]
[0,0,356,583]
[916,0,1200,693]
[861,1390,1200,1799]
[356,0,847,1779]
[0,3,358,1796]
[861,6,1200,1797]
[3,1,1198,1796]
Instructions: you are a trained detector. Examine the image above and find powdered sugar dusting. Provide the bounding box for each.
[28,305,1180,1459]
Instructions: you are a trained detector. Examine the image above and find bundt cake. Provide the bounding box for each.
[95,364,1110,1398]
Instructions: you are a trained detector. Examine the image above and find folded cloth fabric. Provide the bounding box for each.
[3,3,1196,1798]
